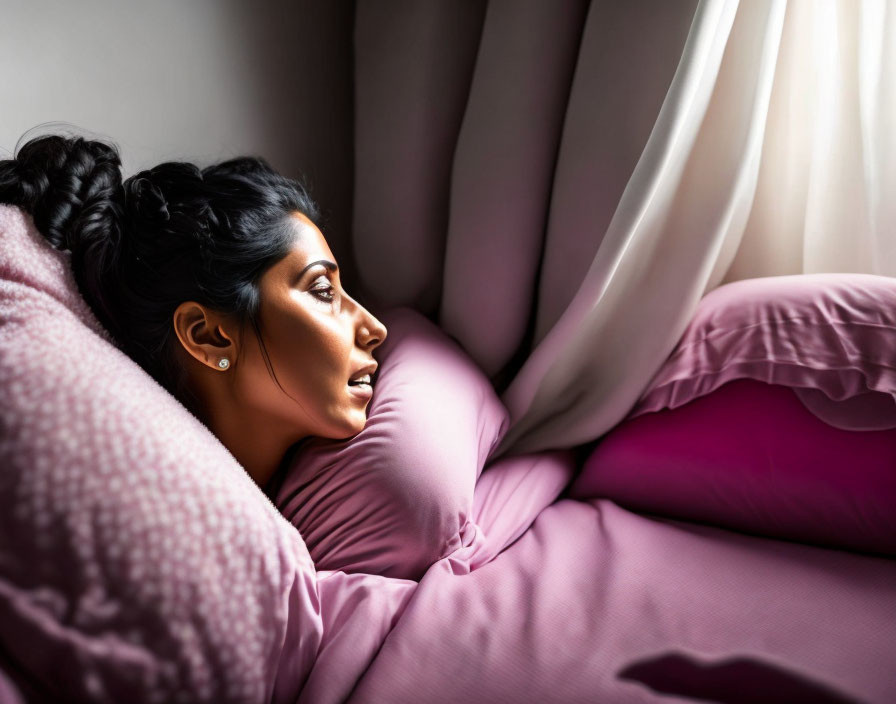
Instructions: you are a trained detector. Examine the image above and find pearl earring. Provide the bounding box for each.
[217,358,230,370]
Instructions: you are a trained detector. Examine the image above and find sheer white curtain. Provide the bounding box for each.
[492,0,896,457]
[723,0,896,282]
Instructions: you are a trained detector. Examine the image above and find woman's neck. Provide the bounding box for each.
[205,403,299,489]
[173,348,307,489]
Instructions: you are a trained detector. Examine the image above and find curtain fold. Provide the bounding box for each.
[492,0,786,456]
[439,0,589,381]
[351,0,896,460]
[352,0,487,315]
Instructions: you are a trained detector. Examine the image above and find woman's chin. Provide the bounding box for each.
[332,409,368,440]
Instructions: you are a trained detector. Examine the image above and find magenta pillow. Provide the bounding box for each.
[572,273,896,556]
[0,205,324,702]
[628,273,896,431]
[569,378,896,555]
[269,306,511,581]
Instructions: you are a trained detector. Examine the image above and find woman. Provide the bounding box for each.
[0,132,388,491]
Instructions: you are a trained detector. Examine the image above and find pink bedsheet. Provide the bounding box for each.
[279,450,896,704]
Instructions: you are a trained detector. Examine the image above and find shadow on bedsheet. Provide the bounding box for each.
[0,642,38,704]
[617,651,865,704]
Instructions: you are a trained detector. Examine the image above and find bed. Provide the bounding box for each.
[1,202,895,703]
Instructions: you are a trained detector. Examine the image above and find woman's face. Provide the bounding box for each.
[233,211,387,441]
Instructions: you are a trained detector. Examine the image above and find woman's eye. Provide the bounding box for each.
[311,284,336,302]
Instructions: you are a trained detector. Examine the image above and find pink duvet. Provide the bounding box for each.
[281,450,896,704]
[270,306,896,703]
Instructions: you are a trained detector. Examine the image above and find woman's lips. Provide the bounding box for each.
[347,382,373,400]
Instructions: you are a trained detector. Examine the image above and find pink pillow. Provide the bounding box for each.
[569,378,896,556]
[268,306,511,581]
[628,273,896,431]
[0,205,323,702]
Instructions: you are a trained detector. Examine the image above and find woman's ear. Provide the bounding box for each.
[172,301,238,371]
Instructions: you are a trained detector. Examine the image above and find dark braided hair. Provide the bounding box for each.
[0,130,321,416]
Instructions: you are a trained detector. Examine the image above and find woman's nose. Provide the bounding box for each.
[358,313,387,349]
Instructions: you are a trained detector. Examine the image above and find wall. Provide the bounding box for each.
[0,0,359,287]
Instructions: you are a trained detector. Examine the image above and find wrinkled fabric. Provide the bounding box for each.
[269,303,576,584]
[628,272,896,431]
[347,498,896,704]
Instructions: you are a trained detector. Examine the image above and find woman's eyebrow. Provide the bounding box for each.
[298,259,338,279]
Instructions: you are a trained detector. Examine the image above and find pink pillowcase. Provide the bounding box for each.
[0,205,323,701]
[268,306,511,581]
[569,378,896,555]
[628,273,896,431]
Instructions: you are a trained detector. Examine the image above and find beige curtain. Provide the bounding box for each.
[351,0,896,459]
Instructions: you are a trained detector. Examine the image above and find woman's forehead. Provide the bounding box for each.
[282,214,336,268]
[290,210,317,230]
